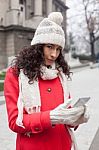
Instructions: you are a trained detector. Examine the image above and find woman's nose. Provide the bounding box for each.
[51,50,57,58]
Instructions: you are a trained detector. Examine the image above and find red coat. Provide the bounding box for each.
[4,68,72,150]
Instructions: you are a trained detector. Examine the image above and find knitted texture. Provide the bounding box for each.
[31,12,65,49]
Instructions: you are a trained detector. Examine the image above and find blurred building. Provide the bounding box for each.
[0,0,68,69]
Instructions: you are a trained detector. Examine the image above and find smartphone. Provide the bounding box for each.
[73,97,90,107]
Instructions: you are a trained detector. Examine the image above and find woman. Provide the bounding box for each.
[4,12,89,150]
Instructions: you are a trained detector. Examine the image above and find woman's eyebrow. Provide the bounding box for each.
[46,43,53,46]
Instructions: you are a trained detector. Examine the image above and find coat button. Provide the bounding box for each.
[47,88,51,92]
[34,127,40,131]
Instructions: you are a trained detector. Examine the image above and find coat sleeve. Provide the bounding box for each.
[4,68,52,134]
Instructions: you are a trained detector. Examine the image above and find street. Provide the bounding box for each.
[89,127,99,150]
[0,67,99,150]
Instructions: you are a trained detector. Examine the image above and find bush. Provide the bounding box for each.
[78,55,92,62]
[0,83,4,91]
[0,71,5,91]
[71,53,78,59]
[0,72,6,80]
[72,52,99,63]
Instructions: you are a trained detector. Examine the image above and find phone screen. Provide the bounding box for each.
[73,97,90,107]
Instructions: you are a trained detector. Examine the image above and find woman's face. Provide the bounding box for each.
[43,44,62,66]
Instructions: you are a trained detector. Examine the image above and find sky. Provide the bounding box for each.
[66,0,86,52]
[66,0,78,17]
[66,0,85,31]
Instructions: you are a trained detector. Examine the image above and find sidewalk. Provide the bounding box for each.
[0,91,4,96]
[89,127,99,150]
[0,101,16,150]
[71,67,99,150]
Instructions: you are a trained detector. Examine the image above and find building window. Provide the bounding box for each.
[8,0,11,9]
[20,6,23,11]
[30,0,35,16]
[19,0,24,5]
[42,0,47,16]
[25,0,35,19]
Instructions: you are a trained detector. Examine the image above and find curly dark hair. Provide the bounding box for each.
[11,44,71,82]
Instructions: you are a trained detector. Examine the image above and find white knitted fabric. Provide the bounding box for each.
[31,12,65,49]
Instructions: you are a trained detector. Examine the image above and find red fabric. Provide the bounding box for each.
[4,68,72,150]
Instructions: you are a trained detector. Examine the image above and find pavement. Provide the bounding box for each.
[89,128,99,150]
[0,102,16,150]
[0,61,99,150]
[71,67,99,150]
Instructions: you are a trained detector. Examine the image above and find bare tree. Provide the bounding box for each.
[82,0,99,62]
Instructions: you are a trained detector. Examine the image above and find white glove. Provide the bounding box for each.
[50,100,85,125]
[71,104,90,126]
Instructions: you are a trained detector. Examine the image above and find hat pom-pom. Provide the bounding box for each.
[48,12,63,26]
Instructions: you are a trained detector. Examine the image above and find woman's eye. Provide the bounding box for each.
[46,45,52,49]
[57,47,62,51]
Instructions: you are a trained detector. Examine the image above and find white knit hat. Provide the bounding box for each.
[31,12,65,49]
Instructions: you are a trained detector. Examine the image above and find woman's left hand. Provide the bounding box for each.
[70,104,90,126]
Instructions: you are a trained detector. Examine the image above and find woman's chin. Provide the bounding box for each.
[45,60,55,66]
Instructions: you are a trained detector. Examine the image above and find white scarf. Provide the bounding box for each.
[16,64,78,150]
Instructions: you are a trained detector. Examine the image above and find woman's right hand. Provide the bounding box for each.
[50,101,85,125]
